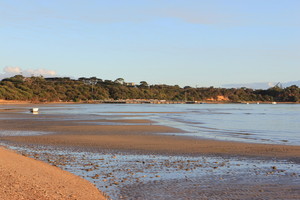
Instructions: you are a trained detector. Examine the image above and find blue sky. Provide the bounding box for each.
[0,0,299,87]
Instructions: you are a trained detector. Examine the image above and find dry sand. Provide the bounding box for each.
[0,100,30,104]
[0,147,105,200]
[0,100,76,104]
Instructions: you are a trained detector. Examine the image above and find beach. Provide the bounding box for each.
[0,104,299,199]
[0,147,105,200]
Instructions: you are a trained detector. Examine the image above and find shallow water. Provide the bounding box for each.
[0,130,50,137]
[2,103,298,145]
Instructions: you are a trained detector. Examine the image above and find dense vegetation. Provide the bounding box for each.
[0,75,299,103]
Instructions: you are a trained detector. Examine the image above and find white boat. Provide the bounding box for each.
[30,108,39,112]
[272,102,277,104]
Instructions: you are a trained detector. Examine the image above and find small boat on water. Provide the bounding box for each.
[30,108,39,112]
[272,102,277,105]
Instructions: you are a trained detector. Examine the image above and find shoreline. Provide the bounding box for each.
[1,99,300,105]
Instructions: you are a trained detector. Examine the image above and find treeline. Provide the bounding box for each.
[0,75,299,103]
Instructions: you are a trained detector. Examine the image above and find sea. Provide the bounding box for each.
[28,103,300,145]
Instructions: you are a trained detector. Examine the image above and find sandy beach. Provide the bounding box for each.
[0,105,300,199]
[0,147,105,200]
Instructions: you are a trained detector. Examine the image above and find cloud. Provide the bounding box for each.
[4,66,22,74]
[1,66,57,79]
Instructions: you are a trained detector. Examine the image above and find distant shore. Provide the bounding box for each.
[0,100,76,104]
[1,99,299,105]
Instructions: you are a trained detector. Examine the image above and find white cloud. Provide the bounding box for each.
[0,66,57,79]
[4,66,22,74]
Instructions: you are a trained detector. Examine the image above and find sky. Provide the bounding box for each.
[0,0,299,88]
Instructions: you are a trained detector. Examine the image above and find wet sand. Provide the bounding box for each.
[4,134,300,159]
[1,112,299,158]
[0,147,105,200]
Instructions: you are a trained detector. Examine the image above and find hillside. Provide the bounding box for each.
[0,75,299,103]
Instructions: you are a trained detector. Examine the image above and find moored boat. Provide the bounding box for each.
[30,108,39,112]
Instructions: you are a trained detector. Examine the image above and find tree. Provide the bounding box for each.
[114,78,125,85]
[1,75,299,103]
[139,81,148,88]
